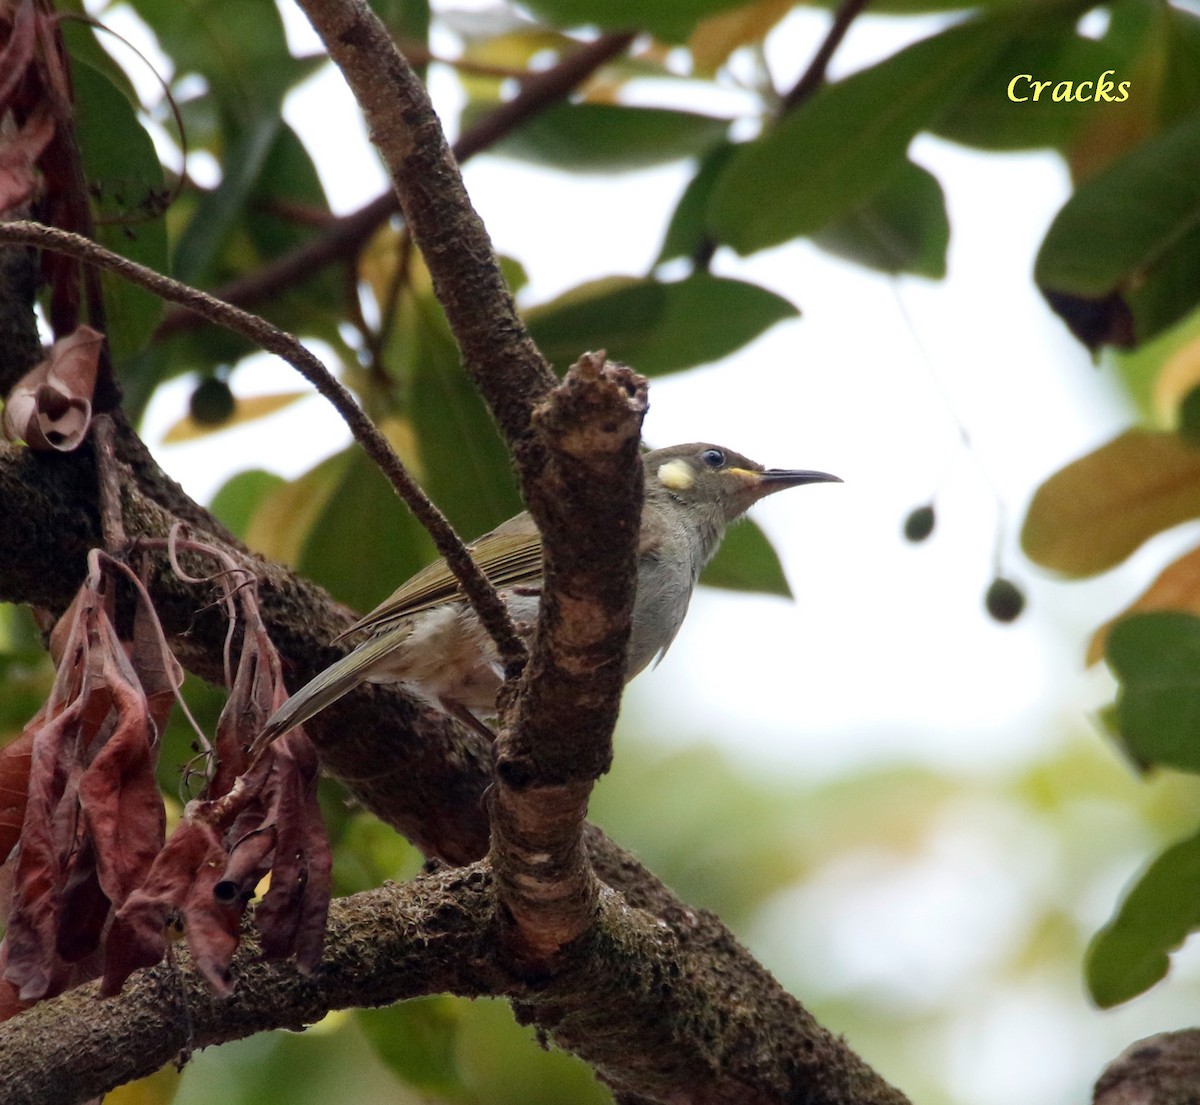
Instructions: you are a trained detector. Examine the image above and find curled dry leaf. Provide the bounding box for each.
[3,536,332,1009]
[1,325,103,451]
[0,556,168,1005]
[100,535,331,996]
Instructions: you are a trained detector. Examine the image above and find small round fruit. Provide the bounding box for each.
[903,505,936,543]
[189,377,235,425]
[985,577,1025,623]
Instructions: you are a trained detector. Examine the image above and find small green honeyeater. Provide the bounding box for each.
[255,443,838,745]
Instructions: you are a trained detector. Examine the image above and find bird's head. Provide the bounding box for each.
[646,443,841,526]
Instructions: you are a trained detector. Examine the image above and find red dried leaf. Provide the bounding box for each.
[76,619,166,909]
[2,695,90,1001]
[0,945,29,1024]
[1,325,102,451]
[0,0,36,112]
[0,103,53,212]
[102,820,223,996]
[216,825,276,907]
[254,734,330,971]
[55,837,108,964]
[182,848,242,994]
[0,729,35,863]
[130,595,183,740]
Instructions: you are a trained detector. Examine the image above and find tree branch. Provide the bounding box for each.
[153,30,636,339]
[0,858,912,1105]
[489,352,648,969]
[0,219,526,673]
[293,0,557,446]
[779,0,871,114]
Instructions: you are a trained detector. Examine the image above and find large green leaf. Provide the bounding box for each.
[1107,612,1200,773]
[931,18,1117,151]
[1035,110,1200,350]
[1021,430,1200,576]
[811,159,949,278]
[526,272,797,375]
[247,448,435,614]
[208,469,285,540]
[173,112,284,286]
[700,519,790,597]
[1087,824,1200,1006]
[125,0,295,114]
[707,14,1009,253]
[477,102,728,172]
[408,296,523,540]
[357,999,469,1101]
[518,0,749,41]
[657,142,735,264]
[70,61,168,362]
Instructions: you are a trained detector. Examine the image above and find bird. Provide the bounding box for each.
[253,443,839,749]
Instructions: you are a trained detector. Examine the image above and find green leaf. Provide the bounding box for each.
[700,519,790,597]
[526,273,798,375]
[173,112,284,286]
[408,297,523,539]
[247,448,435,614]
[208,469,285,540]
[70,61,168,361]
[1035,110,1200,350]
[1108,612,1200,772]
[708,15,1009,253]
[1021,430,1200,576]
[478,102,728,172]
[357,999,469,1100]
[125,0,294,114]
[657,142,735,263]
[811,159,949,278]
[1087,824,1200,1006]
[518,0,750,41]
[930,19,1117,151]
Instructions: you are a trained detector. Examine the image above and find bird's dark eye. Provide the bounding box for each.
[700,448,725,469]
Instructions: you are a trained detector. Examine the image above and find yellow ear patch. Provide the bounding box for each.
[657,459,695,491]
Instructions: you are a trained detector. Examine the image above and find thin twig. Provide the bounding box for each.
[779,0,871,113]
[0,219,527,670]
[153,30,636,339]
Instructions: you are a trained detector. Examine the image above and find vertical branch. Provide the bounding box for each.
[293,0,558,445]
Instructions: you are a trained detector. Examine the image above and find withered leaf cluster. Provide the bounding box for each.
[0,542,331,1019]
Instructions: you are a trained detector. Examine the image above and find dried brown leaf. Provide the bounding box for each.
[0,103,54,212]
[0,729,35,864]
[1,325,103,451]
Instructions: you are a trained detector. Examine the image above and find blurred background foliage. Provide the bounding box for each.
[7,0,1200,1102]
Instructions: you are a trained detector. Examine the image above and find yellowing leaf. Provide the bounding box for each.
[1089,543,1200,664]
[1154,331,1200,425]
[1021,429,1200,576]
[689,0,793,76]
[161,391,308,443]
[245,450,351,565]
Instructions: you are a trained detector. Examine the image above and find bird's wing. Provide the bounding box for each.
[335,525,544,639]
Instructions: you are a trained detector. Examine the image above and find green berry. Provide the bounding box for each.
[903,505,936,543]
[985,578,1025,623]
[189,377,235,425]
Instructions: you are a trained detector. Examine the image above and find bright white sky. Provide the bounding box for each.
[107,3,1200,1103]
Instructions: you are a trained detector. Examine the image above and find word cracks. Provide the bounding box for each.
[1007,69,1130,103]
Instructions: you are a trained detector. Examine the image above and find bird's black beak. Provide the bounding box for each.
[730,466,841,506]
[758,468,842,491]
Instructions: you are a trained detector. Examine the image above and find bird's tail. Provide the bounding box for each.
[251,632,406,756]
